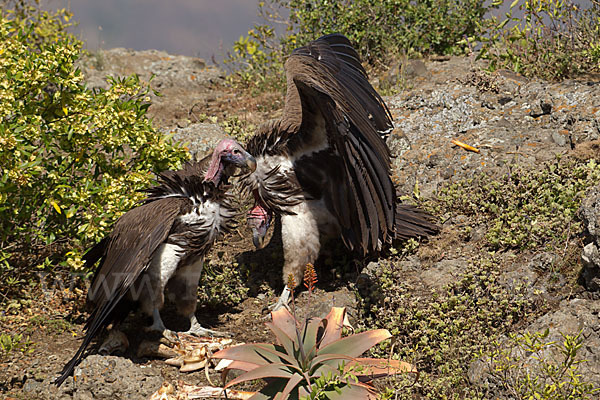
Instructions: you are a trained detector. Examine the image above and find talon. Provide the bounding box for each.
[185,314,232,338]
[183,326,232,338]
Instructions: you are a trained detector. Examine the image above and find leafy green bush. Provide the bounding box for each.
[360,257,540,398]
[0,332,34,357]
[198,260,250,307]
[0,5,188,290]
[225,0,499,91]
[481,329,598,399]
[437,158,600,250]
[480,0,600,80]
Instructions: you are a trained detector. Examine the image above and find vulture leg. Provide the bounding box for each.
[145,308,179,343]
[140,243,184,342]
[170,259,232,337]
[269,286,292,312]
[269,203,322,311]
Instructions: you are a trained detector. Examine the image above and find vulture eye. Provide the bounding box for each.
[232,149,241,155]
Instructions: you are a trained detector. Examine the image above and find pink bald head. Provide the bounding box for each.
[204,138,255,184]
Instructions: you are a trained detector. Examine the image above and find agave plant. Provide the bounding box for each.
[212,306,416,399]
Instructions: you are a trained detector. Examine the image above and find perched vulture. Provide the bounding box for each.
[55,138,256,386]
[244,34,438,310]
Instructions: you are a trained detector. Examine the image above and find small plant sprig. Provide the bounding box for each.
[303,263,318,313]
[303,263,318,293]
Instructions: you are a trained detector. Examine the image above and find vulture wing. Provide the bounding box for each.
[55,197,188,386]
[282,34,395,255]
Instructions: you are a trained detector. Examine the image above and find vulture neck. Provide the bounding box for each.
[204,153,223,184]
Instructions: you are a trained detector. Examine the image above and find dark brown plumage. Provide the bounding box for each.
[55,139,255,386]
[244,34,438,309]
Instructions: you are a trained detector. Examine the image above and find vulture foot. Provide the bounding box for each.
[184,315,231,338]
[144,308,180,343]
[266,285,292,313]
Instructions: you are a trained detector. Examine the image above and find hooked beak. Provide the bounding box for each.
[252,227,268,249]
[244,152,257,173]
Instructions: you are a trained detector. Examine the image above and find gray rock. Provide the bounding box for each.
[379,59,429,89]
[582,243,600,291]
[163,123,229,160]
[79,48,225,128]
[580,185,600,238]
[383,57,600,199]
[421,258,469,291]
[79,48,221,92]
[295,286,358,324]
[551,130,568,146]
[580,185,600,291]
[24,355,162,400]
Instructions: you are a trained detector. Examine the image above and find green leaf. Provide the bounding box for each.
[318,329,392,360]
[302,317,322,361]
[320,307,346,348]
[265,321,300,366]
[278,372,304,400]
[308,353,354,375]
[213,343,285,367]
[225,364,294,389]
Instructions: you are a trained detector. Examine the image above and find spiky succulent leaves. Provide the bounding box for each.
[212,307,417,399]
[316,308,417,380]
[301,317,322,363]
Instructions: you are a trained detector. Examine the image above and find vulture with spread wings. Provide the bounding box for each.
[244,34,438,310]
[55,139,256,386]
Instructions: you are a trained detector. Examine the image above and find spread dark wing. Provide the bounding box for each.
[55,197,188,386]
[284,34,395,255]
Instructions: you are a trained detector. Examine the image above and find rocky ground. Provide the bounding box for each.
[1,49,599,399]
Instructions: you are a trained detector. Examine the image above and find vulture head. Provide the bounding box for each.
[247,193,272,249]
[205,138,257,184]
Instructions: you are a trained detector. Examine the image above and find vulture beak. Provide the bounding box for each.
[224,148,256,173]
[252,226,268,249]
[243,151,257,173]
[248,201,271,250]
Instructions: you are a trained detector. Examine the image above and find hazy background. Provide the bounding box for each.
[39,1,594,64]
[41,0,268,63]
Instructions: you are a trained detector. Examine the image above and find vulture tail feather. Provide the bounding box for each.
[395,203,439,240]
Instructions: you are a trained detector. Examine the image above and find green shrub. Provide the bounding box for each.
[480,0,600,80]
[481,329,598,399]
[436,158,600,250]
[360,257,540,398]
[0,332,34,357]
[0,5,188,291]
[225,0,499,92]
[198,260,250,307]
